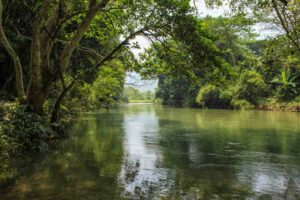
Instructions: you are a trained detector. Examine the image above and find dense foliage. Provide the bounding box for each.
[124,86,155,103]
[154,12,300,110]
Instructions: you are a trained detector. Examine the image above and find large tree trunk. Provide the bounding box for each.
[26,89,47,114]
[2,0,111,116]
[28,0,109,115]
[0,0,26,102]
[1,0,111,116]
[26,0,54,114]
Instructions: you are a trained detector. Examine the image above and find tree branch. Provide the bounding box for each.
[0,0,26,101]
[50,27,145,122]
[271,0,300,53]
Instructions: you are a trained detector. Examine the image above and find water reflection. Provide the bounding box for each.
[118,104,173,199]
[117,105,300,199]
[0,104,300,199]
[0,113,125,200]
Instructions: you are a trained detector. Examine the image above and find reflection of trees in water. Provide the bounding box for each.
[118,105,176,199]
[122,158,140,184]
[118,105,300,199]
[156,111,300,199]
[119,157,162,199]
[157,119,251,199]
[0,113,125,200]
[238,161,300,199]
[118,109,149,197]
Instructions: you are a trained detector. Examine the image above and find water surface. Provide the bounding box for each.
[1,104,300,199]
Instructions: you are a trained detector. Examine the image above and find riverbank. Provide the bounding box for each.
[257,100,300,112]
[127,100,154,103]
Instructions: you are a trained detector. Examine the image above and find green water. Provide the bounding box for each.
[1,104,300,199]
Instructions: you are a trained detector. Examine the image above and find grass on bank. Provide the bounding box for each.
[258,98,300,112]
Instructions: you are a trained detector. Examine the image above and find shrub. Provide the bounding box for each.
[1,105,55,152]
[272,70,298,102]
[235,70,267,105]
[219,85,235,107]
[0,125,10,159]
[231,99,254,110]
[196,84,220,107]
[196,84,232,108]
[276,85,298,102]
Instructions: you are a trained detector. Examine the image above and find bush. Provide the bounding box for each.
[196,84,220,107]
[195,71,267,110]
[1,105,55,152]
[220,86,235,106]
[66,82,97,114]
[272,70,298,102]
[0,125,10,159]
[196,84,232,108]
[0,129,16,185]
[235,70,267,105]
[275,84,297,102]
[231,99,254,110]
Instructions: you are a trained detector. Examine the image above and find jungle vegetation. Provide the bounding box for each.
[0,0,299,183]
[124,86,155,103]
[152,0,300,109]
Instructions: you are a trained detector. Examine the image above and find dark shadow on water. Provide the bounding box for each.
[0,112,125,200]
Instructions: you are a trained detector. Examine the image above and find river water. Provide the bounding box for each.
[1,104,300,199]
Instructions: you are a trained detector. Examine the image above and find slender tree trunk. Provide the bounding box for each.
[51,1,109,120]
[50,28,144,122]
[40,1,68,84]
[58,4,100,75]
[51,80,77,123]
[59,0,111,74]
[0,0,26,102]
[271,0,300,54]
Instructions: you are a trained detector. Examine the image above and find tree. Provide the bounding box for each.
[0,0,202,120]
[0,0,111,113]
[206,0,300,54]
[0,0,25,101]
[124,86,142,101]
[201,15,256,68]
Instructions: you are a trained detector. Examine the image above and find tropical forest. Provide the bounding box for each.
[0,0,300,199]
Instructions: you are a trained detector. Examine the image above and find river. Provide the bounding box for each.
[1,104,300,199]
